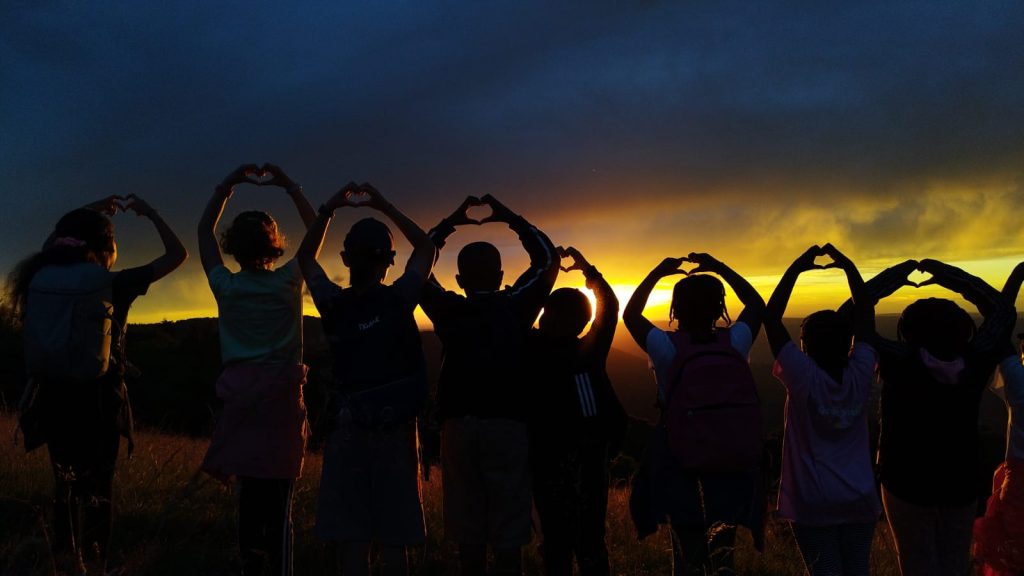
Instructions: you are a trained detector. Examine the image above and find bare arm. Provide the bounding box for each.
[124,195,188,282]
[765,246,820,357]
[822,243,874,342]
[262,163,316,228]
[624,257,687,351]
[562,247,618,356]
[359,183,436,283]
[1003,261,1024,304]
[198,164,258,275]
[688,252,765,338]
[918,259,1015,355]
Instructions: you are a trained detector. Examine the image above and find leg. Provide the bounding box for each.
[882,486,939,576]
[259,479,295,576]
[576,441,610,576]
[837,522,876,576]
[238,477,268,576]
[79,428,119,574]
[458,542,486,576]
[671,524,709,576]
[493,546,523,576]
[935,501,976,576]
[49,458,85,576]
[378,545,408,576]
[533,457,575,576]
[706,522,737,576]
[338,541,371,576]
[791,523,843,576]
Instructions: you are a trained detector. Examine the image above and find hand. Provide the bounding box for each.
[219,164,261,191]
[914,259,945,287]
[84,195,125,217]
[123,194,156,218]
[653,257,690,278]
[557,246,591,273]
[685,252,724,275]
[792,245,825,272]
[888,259,922,288]
[260,163,299,193]
[479,194,517,225]
[819,243,851,269]
[325,181,361,211]
[354,182,390,211]
[446,196,485,226]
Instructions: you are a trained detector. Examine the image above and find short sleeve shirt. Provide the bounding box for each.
[208,259,304,365]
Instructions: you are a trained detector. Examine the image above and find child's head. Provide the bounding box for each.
[456,241,503,293]
[52,208,117,270]
[670,274,730,334]
[221,211,285,270]
[897,297,975,360]
[539,288,592,339]
[800,310,853,369]
[341,217,395,284]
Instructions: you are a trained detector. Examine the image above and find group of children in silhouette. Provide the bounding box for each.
[8,165,1023,576]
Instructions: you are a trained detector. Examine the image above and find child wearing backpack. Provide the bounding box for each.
[973,261,1024,576]
[765,244,881,576]
[296,182,436,576]
[9,195,187,575]
[856,258,1014,576]
[527,246,627,576]
[623,252,765,576]
[420,194,559,576]
[198,163,316,576]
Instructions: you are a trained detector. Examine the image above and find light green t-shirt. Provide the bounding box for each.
[208,259,303,365]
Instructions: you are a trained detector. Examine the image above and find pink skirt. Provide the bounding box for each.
[201,363,308,483]
[974,458,1024,575]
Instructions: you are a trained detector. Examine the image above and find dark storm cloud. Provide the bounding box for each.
[2,1,1023,316]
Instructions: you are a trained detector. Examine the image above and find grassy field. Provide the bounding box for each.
[0,412,902,575]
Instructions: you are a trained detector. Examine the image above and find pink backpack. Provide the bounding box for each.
[665,329,763,471]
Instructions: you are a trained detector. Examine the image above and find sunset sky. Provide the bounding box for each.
[2,2,1023,330]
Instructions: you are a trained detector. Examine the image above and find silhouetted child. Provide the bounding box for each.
[10,195,187,575]
[527,246,626,576]
[297,183,435,576]
[420,194,558,576]
[974,261,1024,576]
[198,163,316,576]
[623,253,765,576]
[765,244,881,576]
[857,258,1014,576]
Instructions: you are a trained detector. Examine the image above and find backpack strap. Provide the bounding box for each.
[663,328,760,405]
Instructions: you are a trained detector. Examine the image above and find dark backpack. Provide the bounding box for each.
[664,329,763,471]
[24,263,116,383]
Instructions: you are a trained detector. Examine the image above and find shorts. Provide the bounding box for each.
[442,416,532,547]
[314,417,425,544]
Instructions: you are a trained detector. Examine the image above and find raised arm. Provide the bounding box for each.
[822,243,874,342]
[687,252,766,338]
[477,195,558,314]
[624,257,687,351]
[262,163,316,228]
[198,164,258,274]
[1003,261,1024,304]
[296,183,358,283]
[424,196,481,293]
[765,246,821,357]
[123,195,188,281]
[917,259,1015,354]
[562,247,619,357]
[357,183,436,283]
[836,258,917,351]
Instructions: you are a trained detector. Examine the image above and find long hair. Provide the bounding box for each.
[669,274,731,343]
[5,209,115,322]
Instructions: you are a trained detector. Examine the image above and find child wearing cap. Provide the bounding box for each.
[198,163,316,576]
[419,194,559,576]
[296,182,436,576]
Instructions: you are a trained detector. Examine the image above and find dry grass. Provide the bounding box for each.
[0,413,901,575]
